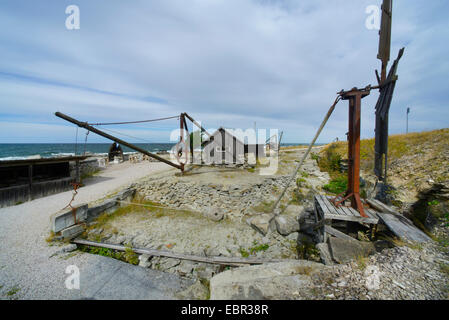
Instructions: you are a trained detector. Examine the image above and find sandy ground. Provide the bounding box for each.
[0,160,176,299]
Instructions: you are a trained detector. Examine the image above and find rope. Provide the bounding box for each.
[83,130,89,155]
[74,126,78,156]
[269,95,342,217]
[99,127,155,144]
[89,115,180,126]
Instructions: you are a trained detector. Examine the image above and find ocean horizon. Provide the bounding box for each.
[0,142,314,161]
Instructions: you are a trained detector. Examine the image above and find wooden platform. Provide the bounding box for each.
[314,194,379,225]
[313,195,432,243]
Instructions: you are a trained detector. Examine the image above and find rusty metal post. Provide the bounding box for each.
[336,87,371,218]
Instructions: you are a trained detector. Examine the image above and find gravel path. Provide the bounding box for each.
[0,161,180,300]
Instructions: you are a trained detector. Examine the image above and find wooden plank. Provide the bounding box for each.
[376,212,431,243]
[73,239,295,266]
[367,209,379,219]
[320,195,339,215]
[362,209,375,219]
[315,195,332,216]
[324,195,351,216]
[324,225,356,241]
[324,213,379,225]
[367,199,398,215]
[340,206,354,216]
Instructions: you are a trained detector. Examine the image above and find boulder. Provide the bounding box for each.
[274,215,300,236]
[138,254,152,268]
[328,237,376,264]
[210,260,326,300]
[247,214,275,236]
[204,208,224,222]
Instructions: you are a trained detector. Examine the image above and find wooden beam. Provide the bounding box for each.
[72,239,295,267]
[367,198,397,215]
[324,213,378,225]
[324,225,356,241]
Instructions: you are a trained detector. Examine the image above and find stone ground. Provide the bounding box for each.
[2,147,448,300]
[0,161,194,300]
[308,235,449,300]
[84,147,329,280]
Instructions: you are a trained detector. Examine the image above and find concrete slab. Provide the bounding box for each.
[51,204,88,233]
[87,199,117,221]
[61,224,84,239]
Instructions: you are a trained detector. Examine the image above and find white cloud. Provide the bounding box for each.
[0,0,447,143]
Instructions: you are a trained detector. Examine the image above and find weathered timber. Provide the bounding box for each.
[317,195,379,224]
[72,239,295,267]
[367,198,397,215]
[324,225,356,241]
[376,212,432,243]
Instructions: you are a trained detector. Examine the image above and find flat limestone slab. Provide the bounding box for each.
[210,260,326,300]
[328,237,376,264]
[79,255,192,300]
[51,204,88,233]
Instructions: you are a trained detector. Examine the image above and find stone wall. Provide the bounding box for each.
[135,176,295,218]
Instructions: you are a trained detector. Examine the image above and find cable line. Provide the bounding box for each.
[89,115,179,126]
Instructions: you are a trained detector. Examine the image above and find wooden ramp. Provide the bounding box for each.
[313,195,432,243]
[367,199,432,243]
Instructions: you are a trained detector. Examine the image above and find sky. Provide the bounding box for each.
[0,0,448,144]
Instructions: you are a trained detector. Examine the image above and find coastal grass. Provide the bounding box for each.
[318,128,449,180]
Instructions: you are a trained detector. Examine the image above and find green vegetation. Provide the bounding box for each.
[319,128,449,182]
[46,231,56,243]
[323,176,348,195]
[249,242,269,255]
[252,201,275,214]
[296,178,307,188]
[356,255,367,271]
[124,245,139,265]
[79,244,138,265]
[439,263,449,275]
[297,241,319,261]
[315,142,349,195]
[301,171,310,178]
[6,286,20,297]
[239,247,250,258]
[199,278,211,300]
[79,245,124,260]
[239,242,270,258]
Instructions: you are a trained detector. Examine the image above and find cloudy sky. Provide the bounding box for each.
[0,0,447,144]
